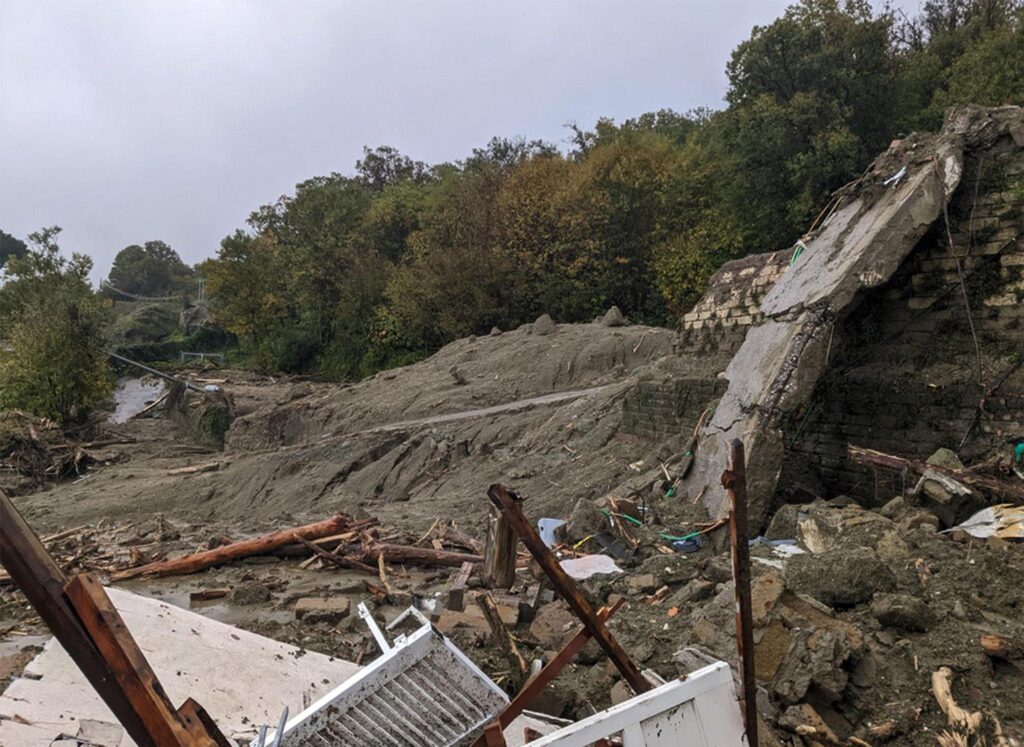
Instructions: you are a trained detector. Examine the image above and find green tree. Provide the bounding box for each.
[105,240,193,297]
[0,227,113,424]
[721,0,900,246]
[935,21,1024,108]
[0,230,27,269]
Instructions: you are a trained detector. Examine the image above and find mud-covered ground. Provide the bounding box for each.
[2,318,1023,745]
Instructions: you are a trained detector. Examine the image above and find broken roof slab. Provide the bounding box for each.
[0,586,361,746]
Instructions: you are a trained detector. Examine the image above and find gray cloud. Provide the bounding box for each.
[1,0,920,282]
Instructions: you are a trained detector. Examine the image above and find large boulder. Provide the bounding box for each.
[783,546,895,607]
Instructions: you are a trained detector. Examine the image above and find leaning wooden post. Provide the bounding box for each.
[487,484,652,695]
[0,491,154,744]
[484,504,517,589]
[721,439,759,746]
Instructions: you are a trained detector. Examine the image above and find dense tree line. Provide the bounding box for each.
[196,0,1023,377]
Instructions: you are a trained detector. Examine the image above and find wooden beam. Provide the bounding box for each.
[64,573,211,746]
[722,439,758,747]
[483,721,508,746]
[484,504,517,589]
[357,543,483,568]
[848,444,1024,502]
[178,699,234,747]
[487,484,651,695]
[447,561,474,612]
[0,491,153,744]
[475,600,623,746]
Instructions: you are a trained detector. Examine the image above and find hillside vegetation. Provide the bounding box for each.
[199,0,1024,378]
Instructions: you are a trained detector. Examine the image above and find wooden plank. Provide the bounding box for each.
[487,484,651,695]
[484,504,517,589]
[476,600,623,745]
[448,561,475,612]
[64,573,198,746]
[0,491,152,744]
[722,439,758,747]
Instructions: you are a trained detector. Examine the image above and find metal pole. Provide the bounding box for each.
[722,439,758,746]
[107,351,204,392]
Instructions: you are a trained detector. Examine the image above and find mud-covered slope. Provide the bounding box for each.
[228,321,676,450]
[20,320,686,533]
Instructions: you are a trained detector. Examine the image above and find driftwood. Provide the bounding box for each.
[931,666,983,733]
[981,633,1022,660]
[271,518,380,557]
[477,591,527,683]
[355,543,483,569]
[848,445,1024,502]
[111,515,351,580]
[292,535,378,574]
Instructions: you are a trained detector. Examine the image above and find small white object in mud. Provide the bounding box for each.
[559,554,622,580]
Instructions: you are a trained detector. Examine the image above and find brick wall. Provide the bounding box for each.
[678,250,791,359]
[621,375,727,441]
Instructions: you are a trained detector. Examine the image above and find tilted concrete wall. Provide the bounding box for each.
[781,141,1024,502]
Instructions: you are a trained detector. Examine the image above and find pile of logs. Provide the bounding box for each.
[112,514,485,581]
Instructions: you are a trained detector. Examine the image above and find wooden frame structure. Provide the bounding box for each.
[0,490,229,746]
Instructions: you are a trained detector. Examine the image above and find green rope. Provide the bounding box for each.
[789,240,807,266]
[600,510,700,543]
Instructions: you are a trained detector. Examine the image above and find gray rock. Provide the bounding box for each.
[489,326,502,336]
[602,306,626,327]
[557,497,606,545]
[871,593,936,632]
[879,496,906,519]
[533,314,556,335]
[295,596,351,624]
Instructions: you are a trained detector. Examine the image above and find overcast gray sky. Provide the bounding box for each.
[1,0,919,283]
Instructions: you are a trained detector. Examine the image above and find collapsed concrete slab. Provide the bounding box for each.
[0,587,361,746]
[685,105,1024,531]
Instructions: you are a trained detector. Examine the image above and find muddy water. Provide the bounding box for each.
[110,376,167,423]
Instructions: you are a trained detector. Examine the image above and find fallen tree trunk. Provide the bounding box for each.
[270,518,380,557]
[355,543,483,569]
[111,515,351,580]
[848,445,1024,502]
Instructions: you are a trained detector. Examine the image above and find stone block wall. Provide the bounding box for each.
[678,249,791,358]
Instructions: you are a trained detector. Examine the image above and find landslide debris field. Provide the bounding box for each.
[3,106,1024,746]
[2,320,1023,746]
[7,319,682,532]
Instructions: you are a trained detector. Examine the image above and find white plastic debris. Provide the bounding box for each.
[945,504,1024,540]
[559,554,622,580]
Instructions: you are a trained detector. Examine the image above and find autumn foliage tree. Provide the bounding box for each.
[200,0,1023,377]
